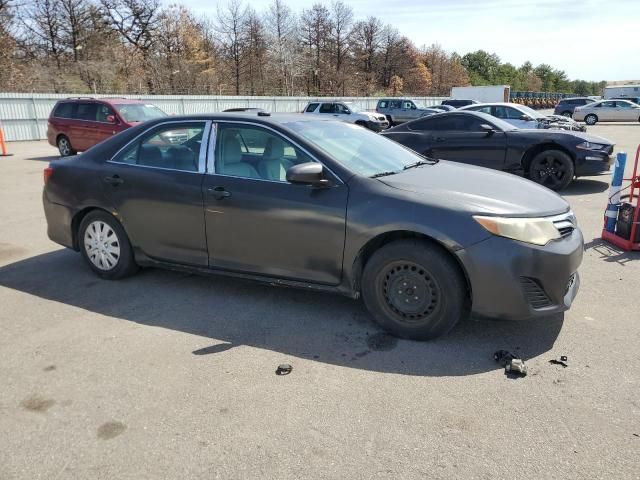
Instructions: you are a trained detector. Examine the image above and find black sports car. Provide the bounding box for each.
[43,113,583,340]
[381,111,614,190]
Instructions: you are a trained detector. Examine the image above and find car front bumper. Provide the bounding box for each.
[575,149,613,176]
[456,229,583,320]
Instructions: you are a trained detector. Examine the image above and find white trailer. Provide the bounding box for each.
[450,85,510,103]
[603,85,640,99]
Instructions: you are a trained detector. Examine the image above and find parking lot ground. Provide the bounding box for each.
[1,127,639,479]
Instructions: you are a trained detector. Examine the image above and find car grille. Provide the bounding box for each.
[551,211,577,238]
[520,277,552,309]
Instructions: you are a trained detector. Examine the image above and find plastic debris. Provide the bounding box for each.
[275,364,293,376]
[549,356,569,368]
[494,350,528,377]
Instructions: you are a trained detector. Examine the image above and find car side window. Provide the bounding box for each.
[389,101,401,109]
[616,101,632,108]
[378,100,388,109]
[601,101,616,108]
[408,116,437,131]
[305,103,319,113]
[76,103,98,121]
[334,103,350,114]
[215,124,314,182]
[53,102,74,118]
[114,122,205,172]
[319,103,334,114]
[402,101,414,109]
[96,104,115,122]
[473,106,492,114]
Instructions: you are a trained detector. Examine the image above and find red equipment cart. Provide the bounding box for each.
[601,144,640,251]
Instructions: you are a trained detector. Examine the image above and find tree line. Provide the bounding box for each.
[0,0,606,96]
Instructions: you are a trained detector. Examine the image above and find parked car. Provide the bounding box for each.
[441,99,479,108]
[223,107,267,113]
[43,113,582,340]
[375,98,441,125]
[460,102,585,131]
[573,99,640,125]
[302,101,388,131]
[430,104,456,112]
[553,97,595,117]
[381,111,613,191]
[47,98,167,156]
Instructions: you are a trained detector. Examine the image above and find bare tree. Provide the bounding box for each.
[299,3,331,95]
[328,0,352,95]
[216,0,248,95]
[265,0,296,95]
[20,0,64,68]
[351,16,382,94]
[59,0,90,61]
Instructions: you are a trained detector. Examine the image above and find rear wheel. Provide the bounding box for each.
[528,149,574,191]
[57,135,76,157]
[561,111,572,118]
[78,211,138,279]
[584,114,598,125]
[362,240,467,340]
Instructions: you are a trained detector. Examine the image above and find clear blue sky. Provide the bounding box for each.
[179,0,639,82]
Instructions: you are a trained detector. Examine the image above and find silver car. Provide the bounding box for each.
[573,99,640,125]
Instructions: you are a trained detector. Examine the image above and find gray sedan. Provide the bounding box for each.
[573,99,640,125]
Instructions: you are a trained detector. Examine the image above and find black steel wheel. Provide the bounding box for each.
[528,149,574,191]
[362,239,467,340]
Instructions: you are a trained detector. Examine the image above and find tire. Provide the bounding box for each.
[57,135,76,157]
[561,111,572,118]
[584,114,598,125]
[361,239,467,340]
[78,210,138,280]
[385,115,394,126]
[528,149,574,191]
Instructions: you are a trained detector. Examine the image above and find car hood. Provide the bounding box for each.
[512,128,613,145]
[378,160,569,217]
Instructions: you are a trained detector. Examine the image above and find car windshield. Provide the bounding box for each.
[344,103,362,112]
[518,105,546,119]
[115,104,167,122]
[285,120,428,177]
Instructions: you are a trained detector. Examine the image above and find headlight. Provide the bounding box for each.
[576,141,605,150]
[473,216,560,246]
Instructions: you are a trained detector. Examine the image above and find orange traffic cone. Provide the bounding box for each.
[0,125,13,157]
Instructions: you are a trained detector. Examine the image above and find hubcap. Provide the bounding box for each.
[59,138,70,155]
[532,156,567,188]
[381,262,440,324]
[84,221,120,271]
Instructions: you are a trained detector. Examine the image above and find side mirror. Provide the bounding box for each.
[286,162,330,186]
[480,124,495,136]
[411,105,417,110]
[106,114,116,123]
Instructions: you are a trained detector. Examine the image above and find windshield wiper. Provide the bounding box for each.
[403,157,438,170]
[370,170,399,178]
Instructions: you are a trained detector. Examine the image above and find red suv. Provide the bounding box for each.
[47,98,167,156]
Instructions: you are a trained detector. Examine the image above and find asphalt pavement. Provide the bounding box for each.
[0,125,639,479]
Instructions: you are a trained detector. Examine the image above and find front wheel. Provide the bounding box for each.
[528,149,574,191]
[584,114,598,125]
[79,210,138,279]
[361,240,467,340]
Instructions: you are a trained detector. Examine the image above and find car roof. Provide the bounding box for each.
[59,97,150,105]
[139,112,341,126]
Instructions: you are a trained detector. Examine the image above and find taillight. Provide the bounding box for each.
[43,166,53,185]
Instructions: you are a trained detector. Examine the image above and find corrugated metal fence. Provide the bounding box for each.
[0,93,448,141]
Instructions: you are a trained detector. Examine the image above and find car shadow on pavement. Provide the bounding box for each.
[584,238,640,265]
[562,178,610,196]
[0,249,564,377]
[25,155,62,162]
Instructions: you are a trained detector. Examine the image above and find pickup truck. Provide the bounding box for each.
[302,101,389,131]
[375,99,442,125]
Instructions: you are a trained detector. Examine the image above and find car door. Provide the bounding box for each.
[94,103,120,144]
[596,101,617,121]
[424,115,507,169]
[400,100,417,122]
[493,106,534,129]
[70,102,99,151]
[202,122,348,284]
[318,102,335,117]
[332,103,352,122]
[615,101,640,121]
[103,120,210,266]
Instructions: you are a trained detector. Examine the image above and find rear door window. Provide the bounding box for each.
[319,103,334,114]
[53,102,74,118]
[377,100,388,109]
[305,103,319,113]
[75,103,98,121]
[113,122,206,172]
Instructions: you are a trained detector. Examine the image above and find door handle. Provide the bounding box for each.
[103,174,124,186]
[207,186,231,200]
